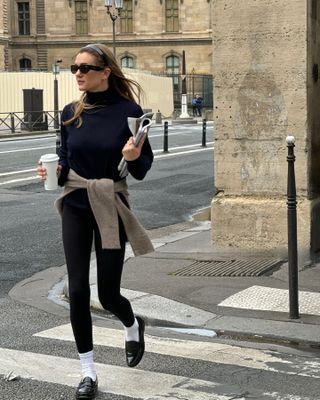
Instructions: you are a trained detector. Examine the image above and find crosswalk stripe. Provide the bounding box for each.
[264,395,312,400]
[2,347,312,400]
[34,324,320,379]
[0,347,232,399]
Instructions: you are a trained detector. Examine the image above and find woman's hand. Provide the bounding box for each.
[37,160,46,181]
[37,160,61,181]
[122,136,145,162]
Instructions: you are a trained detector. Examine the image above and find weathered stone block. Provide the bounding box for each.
[211,193,310,257]
[211,0,320,259]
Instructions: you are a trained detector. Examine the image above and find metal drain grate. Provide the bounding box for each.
[171,258,285,277]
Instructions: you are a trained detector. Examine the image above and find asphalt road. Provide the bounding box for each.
[1,125,320,400]
[0,123,215,295]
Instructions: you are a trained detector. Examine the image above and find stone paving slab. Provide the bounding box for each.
[90,285,216,327]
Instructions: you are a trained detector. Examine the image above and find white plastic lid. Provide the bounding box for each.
[40,153,59,162]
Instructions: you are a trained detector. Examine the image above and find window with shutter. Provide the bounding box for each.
[120,0,133,33]
[75,0,88,35]
[165,0,179,33]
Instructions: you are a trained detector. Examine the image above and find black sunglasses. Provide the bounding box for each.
[70,64,104,74]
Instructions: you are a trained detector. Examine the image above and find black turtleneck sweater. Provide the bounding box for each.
[58,88,153,208]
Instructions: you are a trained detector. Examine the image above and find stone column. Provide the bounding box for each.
[0,0,9,71]
[211,0,320,261]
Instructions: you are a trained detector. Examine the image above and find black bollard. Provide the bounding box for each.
[202,118,207,147]
[286,135,299,319]
[56,129,61,155]
[10,113,15,133]
[163,121,169,153]
[155,110,162,124]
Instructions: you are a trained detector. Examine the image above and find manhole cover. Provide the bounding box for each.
[170,258,285,277]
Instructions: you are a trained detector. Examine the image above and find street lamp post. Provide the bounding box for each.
[52,59,62,129]
[179,50,190,119]
[104,0,123,57]
[191,67,196,98]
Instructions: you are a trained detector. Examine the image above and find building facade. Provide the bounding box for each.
[0,0,9,70]
[0,0,212,78]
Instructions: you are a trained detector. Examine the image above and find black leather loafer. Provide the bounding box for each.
[75,376,98,399]
[125,316,145,368]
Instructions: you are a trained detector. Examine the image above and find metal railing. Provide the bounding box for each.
[0,111,62,134]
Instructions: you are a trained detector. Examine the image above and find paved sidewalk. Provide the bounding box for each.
[62,219,320,347]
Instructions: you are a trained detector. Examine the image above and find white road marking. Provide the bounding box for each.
[0,176,38,186]
[0,347,233,400]
[0,168,36,177]
[0,344,314,399]
[34,324,320,379]
[0,142,212,156]
[0,134,55,143]
[149,131,191,138]
[155,146,213,159]
[264,394,313,400]
[0,322,316,399]
[0,167,38,185]
[0,145,213,186]
[218,285,320,316]
[149,130,212,139]
[153,141,214,154]
[0,145,54,154]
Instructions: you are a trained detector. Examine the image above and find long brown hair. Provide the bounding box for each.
[64,43,143,127]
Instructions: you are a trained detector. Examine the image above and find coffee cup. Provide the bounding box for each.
[40,153,59,190]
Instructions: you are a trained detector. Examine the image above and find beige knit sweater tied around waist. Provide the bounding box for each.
[54,169,154,256]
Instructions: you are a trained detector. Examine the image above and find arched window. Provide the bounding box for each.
[19,58,32,71]
[121,56,134,68]
[166,55,179,87]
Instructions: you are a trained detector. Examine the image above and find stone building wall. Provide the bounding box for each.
[212,0,307,196]
[0,1,3,34]
[0,0,3,70]
[6,0,213,75]
[0,0,8,70]
[210,0,320,259]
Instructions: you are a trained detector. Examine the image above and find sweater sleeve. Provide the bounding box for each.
[127,137,153,180]
[57,107,70,186]
[126,104,154,180]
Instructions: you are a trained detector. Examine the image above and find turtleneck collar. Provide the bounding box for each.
[85,88,120,106]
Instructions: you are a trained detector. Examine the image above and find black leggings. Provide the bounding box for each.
[62,203,135,354]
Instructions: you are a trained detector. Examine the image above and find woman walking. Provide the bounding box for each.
[37,43,153,399]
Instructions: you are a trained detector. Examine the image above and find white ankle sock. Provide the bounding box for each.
[124,318,139,342]
[79,350,97,381]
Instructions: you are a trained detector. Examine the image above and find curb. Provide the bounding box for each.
[205,315,320,348]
